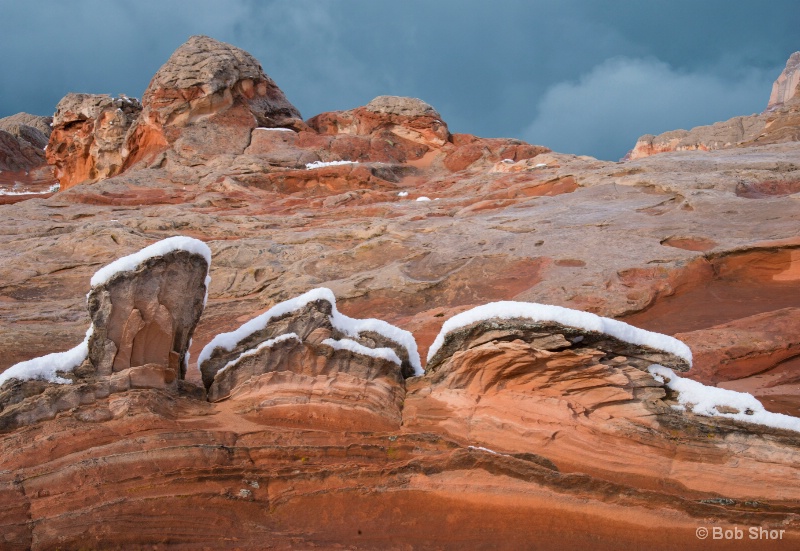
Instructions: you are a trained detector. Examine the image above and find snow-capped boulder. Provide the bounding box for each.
[0,237,211,431]
[87,236,211,379]
[199,288,419,429]
[424,300,692,375]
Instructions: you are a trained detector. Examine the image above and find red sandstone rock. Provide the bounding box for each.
[46,93,142,189]
[1,35,800,550]
[124,35,302,168]
[676,308,800,385]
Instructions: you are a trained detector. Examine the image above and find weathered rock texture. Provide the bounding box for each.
[86,249,208,378]
[0,112,52,150]
[768,51,800,110]
[405,317,800,500]
[0,242,209,433]
[201,296,410,430]
[0,112,56,193]
[124,35,303,168]
[1,36,800,549]
[0,130,46,173]
[46,93,142,189]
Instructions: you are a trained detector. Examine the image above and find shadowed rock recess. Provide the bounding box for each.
[1,36,800,549]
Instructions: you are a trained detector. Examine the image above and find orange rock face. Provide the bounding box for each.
[2,36,800,549]
[45,93,142,189]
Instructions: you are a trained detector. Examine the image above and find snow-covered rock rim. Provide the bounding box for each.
[649,365,800,433]
[426,301,692,365]
[90,236,212,288]
[198,287,422,376]
[0,328,93,387]
[305,160,357,170]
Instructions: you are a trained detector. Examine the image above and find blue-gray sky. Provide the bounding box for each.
[1,1,797,160]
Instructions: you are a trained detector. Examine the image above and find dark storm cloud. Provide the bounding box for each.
[1,0,797,160]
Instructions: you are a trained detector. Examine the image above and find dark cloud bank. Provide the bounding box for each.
[1,0,797,160]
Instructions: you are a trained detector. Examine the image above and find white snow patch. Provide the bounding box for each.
[90,236,211,288]
[255,127,295,132]
[198,288,422,376]
[322,337,401,366]
[534,163,548,168]
[416,196,432,202]
[648,365,800,433]
[0,189,53,196]
[468,445,503,455]
[501,159,514,164]
[427,301,692,365]
[305,160,357,170]
[215,333,300,379]
[0,327,93,386]
[397,191,409,197]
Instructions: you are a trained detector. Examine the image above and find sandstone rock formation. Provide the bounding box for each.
[768,51,800,110]
[1,299,798,549]
[45,93,142,189]
[0,113,57,198]
[1,35,800,549]
[0,129,46,173]
[627,114,768,159]
[628,51,800,159]
[0,237,210,433]
[405,309,800,500]
[0,112,52,150]
[86,239,210,379]
[199,288,417,430]
[124,35,303,168]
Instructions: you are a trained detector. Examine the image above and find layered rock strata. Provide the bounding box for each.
[199,288,418,430]
[406,305,800,500]
[1,35,800,550]
[0,237,210,432]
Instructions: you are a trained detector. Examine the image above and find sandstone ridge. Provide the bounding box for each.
[628,51,800,159]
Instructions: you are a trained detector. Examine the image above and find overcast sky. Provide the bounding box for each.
[1,1,797,160]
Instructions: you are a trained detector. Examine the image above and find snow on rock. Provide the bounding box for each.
[305,160,357,170]
[322,337,401,366]
[1,236,212,387]
[0,327,92,386]
[0,189,53,196]
[648,365,800,433]
[416,196,432,202]
[215,333,301,379]
[198,287,422,376]
[90,236,212,288]
[427,301,692,364]
[398,191,409,197]
[255,127,295,132]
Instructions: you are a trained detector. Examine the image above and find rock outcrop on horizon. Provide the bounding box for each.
[628,51,800,160]
[0,112,56,194]
[124,35,304,170]
[768,51,800,110]
[46,93,142,189]
[1,36,800,549]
